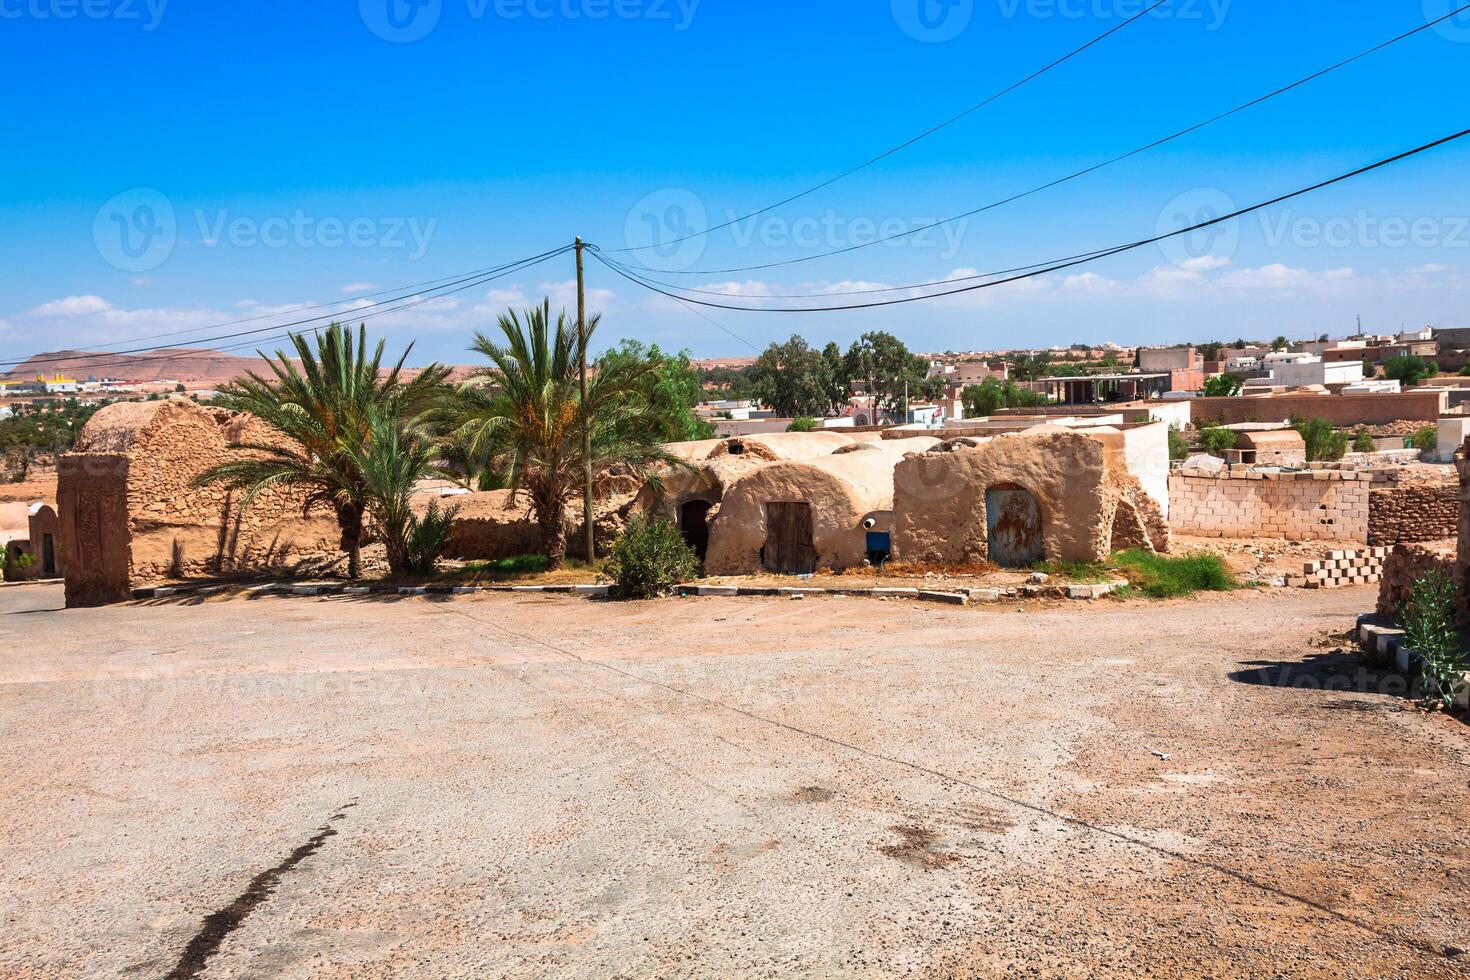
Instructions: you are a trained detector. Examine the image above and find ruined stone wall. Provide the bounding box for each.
[1168,470,1376,542]
[1367,482,1459,545]
[439,490,542,562]
[59,398,344,605]
[1375,542,1458,619]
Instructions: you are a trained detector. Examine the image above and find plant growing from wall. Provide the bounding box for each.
[786,417,818,432]
[1290,415,1348,462]
[1352,429,1376,453]
[606,515,700,599]
[2,550,34,582]
[196,323,450,579]
[1398,569,1467,712]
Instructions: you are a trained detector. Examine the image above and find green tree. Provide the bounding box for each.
[1008,351,1055,382]
[434,300,678,569]
[961,378,1047,418]
[786,417,818,432]
[195,323,450,579]
[1198,426,1237,456]
[843,331,940,419]
[1382,355,1438,387]
[1290,415,1349,462]
[748,336,832,419]
[596,339,716,442]
[1271,336,1289,352]
[1201,373,1244,397]
[1167,424,1190,462]
[1197,341,1225,361]
[821,341,852,415]
[1352,429,1376,453]
[349,410,459,576]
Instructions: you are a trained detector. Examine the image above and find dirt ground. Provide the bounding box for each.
[1,584,1467,978]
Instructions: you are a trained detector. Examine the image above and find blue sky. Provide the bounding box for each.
[2,0,1468,366]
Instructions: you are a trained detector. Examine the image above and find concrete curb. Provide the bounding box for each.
[1356,613,1470,710]
[131,579,1129,607]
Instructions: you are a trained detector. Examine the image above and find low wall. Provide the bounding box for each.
[1368,482,1459,545]
[1169,469,1376,541]
[1190,391,1447,427]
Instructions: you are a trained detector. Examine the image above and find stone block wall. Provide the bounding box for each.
[1288,547,1388,589]
[1367,482,1459,545]
[1168,469,1376,541]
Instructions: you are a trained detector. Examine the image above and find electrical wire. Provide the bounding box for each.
[5,246,574,380]
[591,125,1470,313]
[1,246,573,377]
[612,5,1470,278]
[601,0,1171,254]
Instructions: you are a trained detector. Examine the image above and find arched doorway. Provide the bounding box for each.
[985,482,1043,567]
[679,499,713,561]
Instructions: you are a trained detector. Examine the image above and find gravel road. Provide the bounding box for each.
[0,584,1466,978]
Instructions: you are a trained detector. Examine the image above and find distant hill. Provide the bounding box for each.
[2,348,477,387]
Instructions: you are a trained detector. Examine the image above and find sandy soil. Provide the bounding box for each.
[0,585,1466,978]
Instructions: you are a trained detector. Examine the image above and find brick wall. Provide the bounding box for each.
[1367,482,1460,544]
[1190,391,1447,427]
[1168,469,1377,541]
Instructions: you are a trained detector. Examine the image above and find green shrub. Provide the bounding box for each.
[1201,373,1244,397]
[607,516,700,599]
[786,417,818,433]
[1111,549,1238,599]
[1167,424,1189,462]
[1408,426,1437,453]
[1352,429,1376,454]
[1290,415,1348,461]
[1198,426,1237,456]
[1398,569,1468,711]
[2,551,34,583]
[403,501,459,575]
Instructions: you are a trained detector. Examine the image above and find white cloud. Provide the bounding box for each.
[1220,264,1354,289]
[131,276,153,287]
[341,282,378,293]
[1061,271,1118,293]
[29,295,113,316]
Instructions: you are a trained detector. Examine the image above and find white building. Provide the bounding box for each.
[1269,356,1365,388]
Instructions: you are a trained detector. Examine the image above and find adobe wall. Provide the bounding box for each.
[58,397,344,606]
[892,431,1167,566]
[1376,542,1459,620]
[1168,469,1376,542]
[27,504,63,578]
[438,490,542,562]
[704,441,923,575]
[1189,391,1446,427]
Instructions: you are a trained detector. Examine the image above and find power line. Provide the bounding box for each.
[5,260,554,361]
[613,5,1470,278]
[602,0,1171,254]
[592,125,1470,313]
[1,246,572,376]
[5,247,574,380]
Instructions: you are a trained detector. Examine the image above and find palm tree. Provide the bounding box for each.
[434,300,676,569]
[195,323,449,578]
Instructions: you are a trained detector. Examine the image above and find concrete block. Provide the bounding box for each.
[918,590,969,606]
[968,589,1002,603]
[574,584,611,597]
[694,585,739,597]
[870,588,920,597]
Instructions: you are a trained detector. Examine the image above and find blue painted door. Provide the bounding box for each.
[986,484,1043,568]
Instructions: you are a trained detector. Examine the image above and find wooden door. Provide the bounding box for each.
[764,502,818,574]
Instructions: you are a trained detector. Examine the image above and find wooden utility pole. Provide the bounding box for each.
[576,237,594,563]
